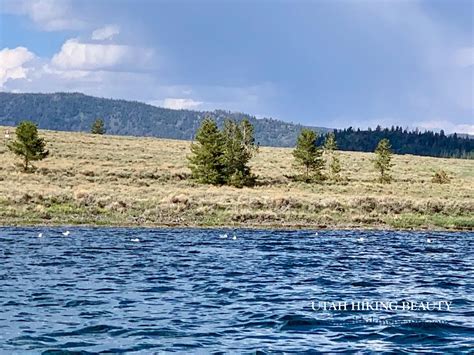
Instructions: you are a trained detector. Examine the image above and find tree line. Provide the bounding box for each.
[6,119,454,185]
[318,126,473,159]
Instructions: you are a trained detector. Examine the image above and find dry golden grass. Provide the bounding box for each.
[0,126,473,230]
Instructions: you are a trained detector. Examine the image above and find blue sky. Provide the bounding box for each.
[0,0,472,133]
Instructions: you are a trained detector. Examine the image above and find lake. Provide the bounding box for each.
[0,228,472,353]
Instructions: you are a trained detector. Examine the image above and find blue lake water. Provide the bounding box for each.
[0,227,473,353]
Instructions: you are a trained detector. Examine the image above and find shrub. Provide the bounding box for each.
[432,170,450,184]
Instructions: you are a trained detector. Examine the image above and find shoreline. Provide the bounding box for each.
[1,221,472,232]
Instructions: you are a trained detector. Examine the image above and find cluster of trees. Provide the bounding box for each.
[292,129,392,183]
[4,119,452,185]
[292,129,342,182]
[318,126,473,159]
[188,117,258,187]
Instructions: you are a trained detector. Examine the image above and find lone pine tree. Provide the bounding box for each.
[293,128,324,182]
[7,121,49,172]
[91,118,106,134]
[373,138,393,183]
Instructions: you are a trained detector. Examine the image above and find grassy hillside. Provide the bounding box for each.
[0,126,473,230]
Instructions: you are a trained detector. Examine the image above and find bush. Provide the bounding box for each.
[432,170,450,184]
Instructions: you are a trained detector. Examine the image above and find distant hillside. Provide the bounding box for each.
[0,92,329,147]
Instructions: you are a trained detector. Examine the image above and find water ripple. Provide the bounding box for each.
[0,227,472,352]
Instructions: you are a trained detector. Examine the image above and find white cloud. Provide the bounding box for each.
[51,39,153,71]
[2,0,86,31]
[417,119,474,135]
[161,98,203,110]
[0,47,36,87]
[92,25,120,41]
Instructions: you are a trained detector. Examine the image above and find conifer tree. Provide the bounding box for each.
[188,117,225,184]
[324,132,337,151]
[293,128,324,182]
[7,121,49,172]
[373,138,393,183]
[324,132,342,181]
[222,118,257,187]
[91,118,106,134]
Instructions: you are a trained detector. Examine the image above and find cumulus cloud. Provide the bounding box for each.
[162,98,203,110]
[51,39,154,71]
[92,25,120,41]
[2,0,86,31]
[0,47,36,87]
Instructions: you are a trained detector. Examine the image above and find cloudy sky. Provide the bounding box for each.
[0,0,472,133]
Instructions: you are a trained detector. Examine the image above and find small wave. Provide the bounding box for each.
[65,300,108,307]
[139,286,174,293]
[47,324,122,337]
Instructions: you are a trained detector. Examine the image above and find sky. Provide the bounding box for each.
[0,0,472,134]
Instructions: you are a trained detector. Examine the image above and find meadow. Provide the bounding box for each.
[0,126,473,230]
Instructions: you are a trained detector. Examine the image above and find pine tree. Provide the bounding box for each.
[222,118,257,187]
[188,117,225,185]
[91,118,106,134]
[7,121,49,172]
[324,132,337,151]
[329,155,342,181]
[293,129,324,182]
[324,132,342,181]
[373,138,393,183]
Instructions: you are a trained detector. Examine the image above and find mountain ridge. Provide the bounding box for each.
[0,92,330,147]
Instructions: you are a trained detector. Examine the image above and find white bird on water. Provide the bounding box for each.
[426,238,432,243]
[37,233,43,238]
[62,231,70,236]
[219,233,228,239]
[232,234,237,240]
[357,237,365,242]
[130,238,140,242]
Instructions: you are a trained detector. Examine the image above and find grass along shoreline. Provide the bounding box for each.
[1,126,473,230]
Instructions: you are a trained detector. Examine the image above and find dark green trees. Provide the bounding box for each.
[323,127,473,159]
[7,121,49,172]
[293,128,324,181]
[188,117,225,185]
[188,117,257,187]
[324,132,342,182]
[91,118,106,134]
[373,138,393,183]
[222,118,257,187]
